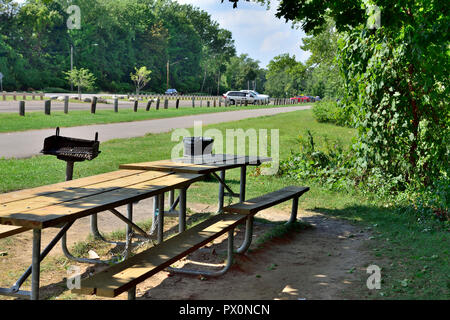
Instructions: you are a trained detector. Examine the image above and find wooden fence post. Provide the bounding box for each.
[19,101,25,116]
[156,98,160,110]
[64,96,69,114]
[146,99,152,111]
[44,100,51,115]
[134,100,138,112]
[114,98,119,112]
[176,99,180,109]
[192,96,195,108]
[91,96,97,114]
[164,98,168,109]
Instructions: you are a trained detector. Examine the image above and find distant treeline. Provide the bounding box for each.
[0,0,266,94]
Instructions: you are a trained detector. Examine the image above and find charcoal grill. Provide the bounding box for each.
[41,127,101,180]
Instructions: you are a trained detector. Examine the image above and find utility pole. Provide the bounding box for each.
[166,60,170,89]
[70,45,74,92]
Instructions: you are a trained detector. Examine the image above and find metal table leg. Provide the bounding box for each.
[286,197,299,225]
[239,166,246,203]
[157,193,165,244]
[218,170,226,213]
[179,187,187,233]
[236,165,253,254]
[236,216,254,254]
[169,190,175,207]
[167,229,235,277]
[31,229,41,300]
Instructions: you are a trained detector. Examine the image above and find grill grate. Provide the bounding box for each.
[41,127,101,162]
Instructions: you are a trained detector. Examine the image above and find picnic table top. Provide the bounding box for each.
[0,169,203,230]
[119,154,272,174]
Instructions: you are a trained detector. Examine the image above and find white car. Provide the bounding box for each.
[240,90,270,104]
[223,91,257,105]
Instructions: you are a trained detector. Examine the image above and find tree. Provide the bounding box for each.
[130,66,152,96]
[231,0,449,186]
[265,54,306,97]
[301,18,343,99]
[64,68,96,100]
[224,54,264,91]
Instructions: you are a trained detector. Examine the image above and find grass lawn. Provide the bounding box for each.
[0,104,298,133]
[0,109,448,299]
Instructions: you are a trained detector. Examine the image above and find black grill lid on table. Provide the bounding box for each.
[41,127,101,162]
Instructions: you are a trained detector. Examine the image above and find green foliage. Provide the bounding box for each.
[223,54,265,91]
[265,53,306,97]
[42,87,71,93]
[130,66,152,95]
[251,0,450,188]
[279,130,358,191]
[280,128,449,224]
[338,14,449,186]
[312,100,353,127]
[64,67,96,98]
[0,0,238,94]
[407,178,450,224]
[301,18,344,99]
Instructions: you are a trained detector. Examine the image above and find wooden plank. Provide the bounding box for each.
[0,170,170,216]
[223,186,310,215]
[0,225,30,239]
[0,170,145,205]
[73,213,247,297]
[0,173,204,229]
[119,160,207,173]
[120,159,244,174]
[119,155,272,174]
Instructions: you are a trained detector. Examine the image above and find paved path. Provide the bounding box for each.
[0,106,310,159]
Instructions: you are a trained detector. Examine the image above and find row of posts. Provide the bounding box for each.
[15,96,299,116]
[2,91,44,101]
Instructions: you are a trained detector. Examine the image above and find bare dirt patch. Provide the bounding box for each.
[0,200,376,300]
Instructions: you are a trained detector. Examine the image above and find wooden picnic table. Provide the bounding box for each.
[0,169,203,300]
[0,154,272,300]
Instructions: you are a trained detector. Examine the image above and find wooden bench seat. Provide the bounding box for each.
[223,186,310,215]
[72,213,247,298]
[223,186,310,254]
[0,225,30,239]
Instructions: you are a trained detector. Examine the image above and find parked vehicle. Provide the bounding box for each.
[315,96,321,101]
[165,88,178,96]
[240,90,270,104]
[290,95,310,103]
[223,91,257,105]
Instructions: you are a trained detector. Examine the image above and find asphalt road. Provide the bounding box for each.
[0,105,311,159]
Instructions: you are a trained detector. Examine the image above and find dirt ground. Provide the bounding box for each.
[0,198,377,300]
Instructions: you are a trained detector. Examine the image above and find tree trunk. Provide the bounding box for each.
[201,66,207,93]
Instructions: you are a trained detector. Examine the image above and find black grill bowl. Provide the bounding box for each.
[41,128,101,162]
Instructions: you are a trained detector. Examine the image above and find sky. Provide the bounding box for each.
[176,0,311,68]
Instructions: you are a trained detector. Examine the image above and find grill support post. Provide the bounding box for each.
[65,161,74,181]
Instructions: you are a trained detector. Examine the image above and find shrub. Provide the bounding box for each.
[42,87,71,93]
[312,99,354,127]
[279,130,357,191]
